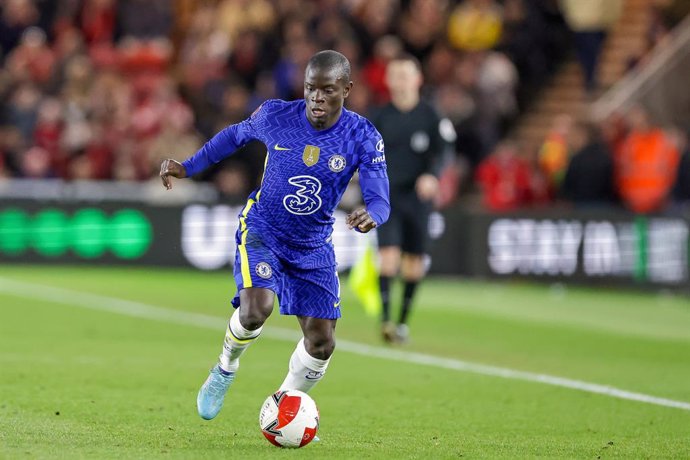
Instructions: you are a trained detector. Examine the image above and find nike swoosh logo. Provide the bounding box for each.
[274,144,290,151]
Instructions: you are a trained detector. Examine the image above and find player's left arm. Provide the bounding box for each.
[348,124,390,233]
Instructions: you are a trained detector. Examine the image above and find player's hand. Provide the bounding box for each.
[415,173,439,202]
[159,159,187,190]
[346,207,377,233]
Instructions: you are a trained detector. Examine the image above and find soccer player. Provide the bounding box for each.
[370,54,454,344]
[160,50,389,421]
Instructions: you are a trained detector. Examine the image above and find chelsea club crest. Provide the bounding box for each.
[255,262,272,279]
[328,155,346,173]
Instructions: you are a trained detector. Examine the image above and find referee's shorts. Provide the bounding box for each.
[376,190,431,255]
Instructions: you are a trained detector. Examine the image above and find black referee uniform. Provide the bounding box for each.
[370,100,449,254]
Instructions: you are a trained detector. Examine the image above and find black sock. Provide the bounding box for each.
[379,275,392,322]
[399,281,418,325]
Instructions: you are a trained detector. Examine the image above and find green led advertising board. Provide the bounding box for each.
[0,208,152,259]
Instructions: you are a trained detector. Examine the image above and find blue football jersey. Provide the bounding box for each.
[182,99,390,248]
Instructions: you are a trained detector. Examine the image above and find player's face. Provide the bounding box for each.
[304,65,352,130]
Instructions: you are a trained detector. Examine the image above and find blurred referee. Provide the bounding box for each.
[370,54,455,343]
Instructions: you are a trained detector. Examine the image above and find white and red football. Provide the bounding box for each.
[259,390,319,448]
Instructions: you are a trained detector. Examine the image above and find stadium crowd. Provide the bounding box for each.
[0,0,688,214]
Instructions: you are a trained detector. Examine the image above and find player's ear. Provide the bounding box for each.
[343,81,353,99]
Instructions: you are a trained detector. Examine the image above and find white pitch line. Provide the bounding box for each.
[1,277,689,412]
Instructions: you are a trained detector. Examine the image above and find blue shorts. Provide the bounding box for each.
[230,227,341,320]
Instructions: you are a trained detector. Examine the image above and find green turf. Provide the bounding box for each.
[1,265,689,458]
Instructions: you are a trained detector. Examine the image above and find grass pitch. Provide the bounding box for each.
[1,265,689,458]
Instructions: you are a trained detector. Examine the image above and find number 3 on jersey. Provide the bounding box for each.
[283,175,323,215]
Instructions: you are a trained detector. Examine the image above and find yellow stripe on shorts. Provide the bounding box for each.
[238,197,256,288]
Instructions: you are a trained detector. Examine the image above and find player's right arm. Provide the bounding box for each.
[160,100,274,189]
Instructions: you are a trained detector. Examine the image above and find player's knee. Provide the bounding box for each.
[304,336,335,360]
[238,288,274,330]
[239,303,272,331]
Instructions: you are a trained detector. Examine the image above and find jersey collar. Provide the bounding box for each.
[299,100,346,135]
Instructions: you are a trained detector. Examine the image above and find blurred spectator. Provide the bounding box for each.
[625,1,678,74]
[0,151,7,178]
[79,0,116,46]
[350,0,399,56]
[424,41,455,88]
[6,82,41,142]
[50,27,88,91]
[475,50,518,150]
[217,81,252,128]
[227,30,264,88]
[498,0,551,106]
[118,37,172,76]
[79,121,114,179]
[248,71,277,112]
[0,0,39,61]
[615,106,680,214]
[20,145,52,178]
[447,0,503,52]
[562,120,615,206]
[398,0,448,60]
[475,140,535,211]
[68,152,94,180]
[215,0,276,43]
[671,128,690,203]
[559,0,622,94]
[147,108,202,178]
[0,125,23,176]
[116,0,172,40]
[538,114,572,194]
[33,97,65,175]
[177,5,231,92]
[600,111,628,158]
[6,27,55,84]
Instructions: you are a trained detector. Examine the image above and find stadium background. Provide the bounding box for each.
[1,0,690,458]
[2,0,690,288]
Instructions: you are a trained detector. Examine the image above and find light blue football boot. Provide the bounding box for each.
[197,364,235,420]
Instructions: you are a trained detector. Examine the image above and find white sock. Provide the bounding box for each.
[218,308,262,373]
[279,338,331,393]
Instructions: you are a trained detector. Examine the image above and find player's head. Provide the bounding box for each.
[385,53,422,102]
[304,50,353,130]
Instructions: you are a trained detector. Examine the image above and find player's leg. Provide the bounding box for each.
[198,287,274,420]
[219,287,274,373]
[376,207,402,342]
[277,264,340,392]
[197,226,279,420]
[280,316,337,393]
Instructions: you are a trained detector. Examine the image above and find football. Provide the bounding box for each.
[259,390,319,448]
